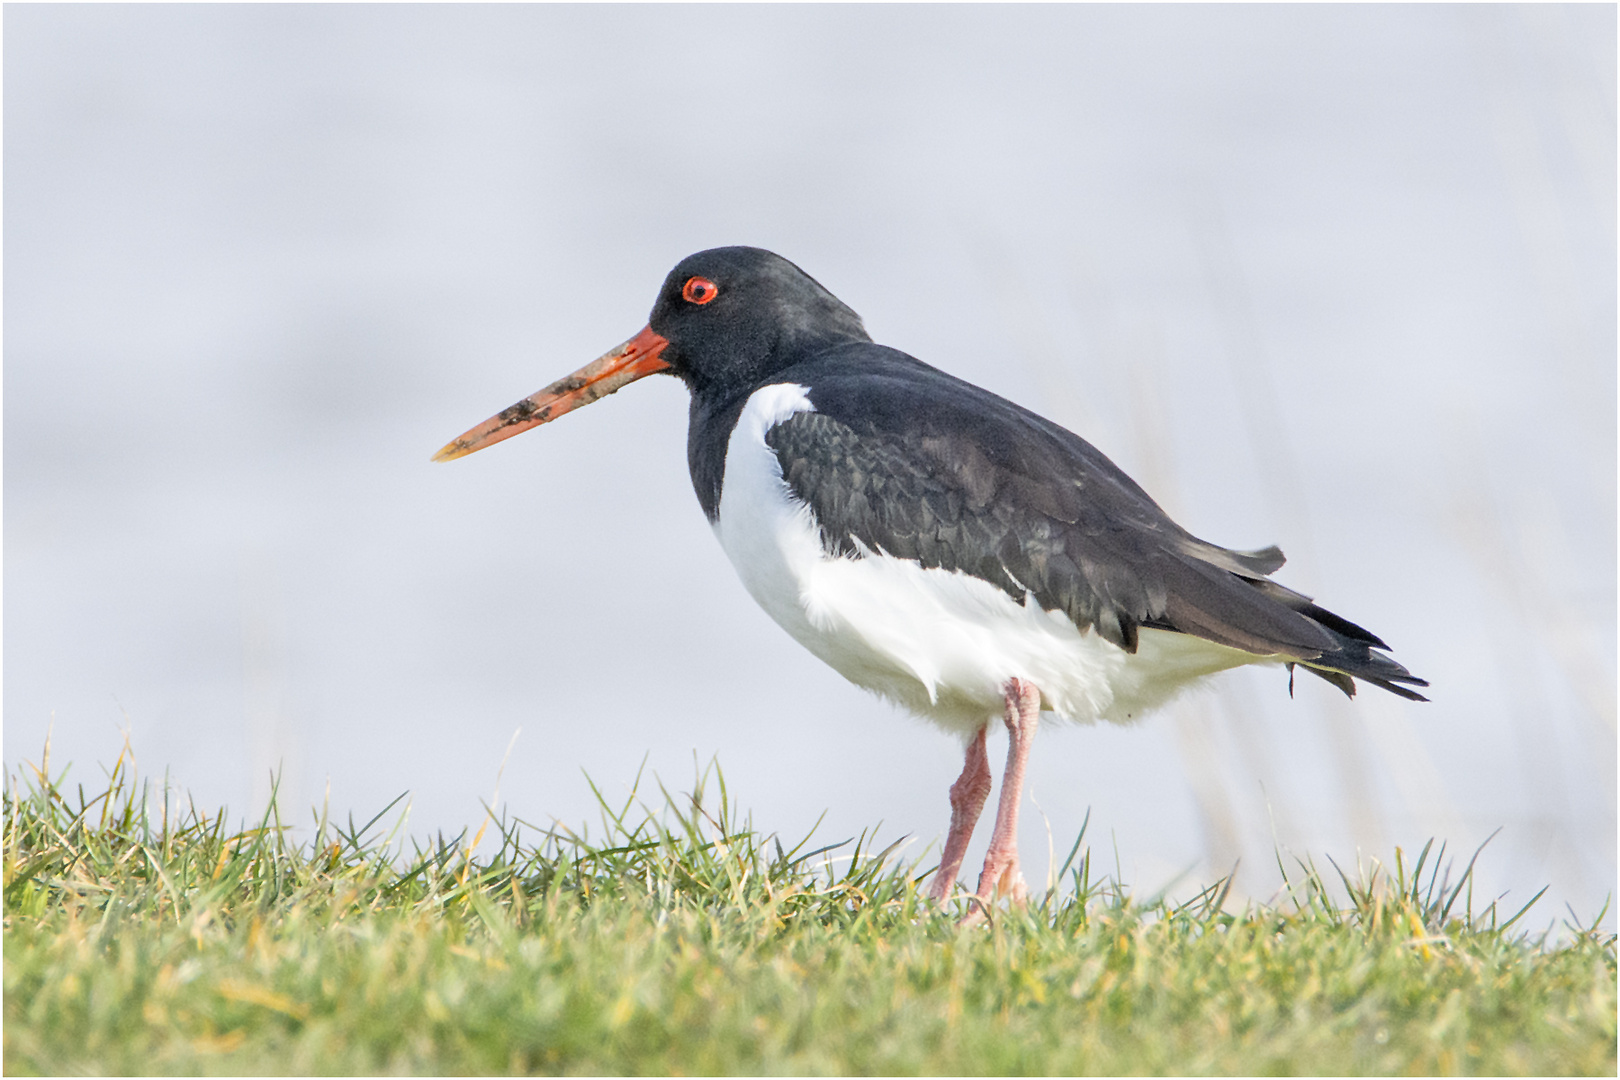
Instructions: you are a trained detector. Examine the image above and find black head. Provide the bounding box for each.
[648,247,871,399]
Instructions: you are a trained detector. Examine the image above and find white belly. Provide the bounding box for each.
[712,383,1270,735]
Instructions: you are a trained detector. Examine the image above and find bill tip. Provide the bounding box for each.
[431,441,470,463]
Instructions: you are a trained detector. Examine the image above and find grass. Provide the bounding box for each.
[4,742,1614,1076]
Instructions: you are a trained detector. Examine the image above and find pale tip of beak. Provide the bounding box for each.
[431,441,472,463]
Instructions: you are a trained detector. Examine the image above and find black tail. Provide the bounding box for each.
[1242,577,1429,701]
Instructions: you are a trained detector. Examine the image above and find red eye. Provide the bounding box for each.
[682,276,719,305]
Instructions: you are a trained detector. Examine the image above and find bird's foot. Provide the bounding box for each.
[999,869,1029,906]
[976,853,1028,905]
[954,852,1028,925]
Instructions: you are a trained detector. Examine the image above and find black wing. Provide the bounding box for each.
[764,344,1428,702]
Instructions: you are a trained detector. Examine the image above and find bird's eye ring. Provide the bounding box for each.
[682,276,719,305]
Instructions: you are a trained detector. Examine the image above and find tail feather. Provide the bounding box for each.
[1220,571,1426,700]
[1241,576,1393,650]
[1290,614,1430,702]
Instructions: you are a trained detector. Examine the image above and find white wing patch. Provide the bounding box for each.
[712,383,1272,734]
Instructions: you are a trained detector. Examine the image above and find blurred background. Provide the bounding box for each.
[6,5,1613,928]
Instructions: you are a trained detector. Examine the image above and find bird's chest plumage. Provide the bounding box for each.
[706,383,1256,734]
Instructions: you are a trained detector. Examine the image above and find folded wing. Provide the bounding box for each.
[767,345,1428,701]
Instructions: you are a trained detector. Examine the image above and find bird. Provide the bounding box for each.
[433,246,1427,908]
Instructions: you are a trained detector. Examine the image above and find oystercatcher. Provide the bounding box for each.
[434,246,1427,906]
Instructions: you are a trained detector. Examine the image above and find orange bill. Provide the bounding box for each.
[432,325,671,462]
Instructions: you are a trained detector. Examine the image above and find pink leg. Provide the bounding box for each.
[974,677,1042,904]
[927,726,992,902]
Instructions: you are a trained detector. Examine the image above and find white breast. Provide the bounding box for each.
[711,383,1270,735]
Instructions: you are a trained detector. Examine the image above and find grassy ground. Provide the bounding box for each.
[5,745,1614,1075]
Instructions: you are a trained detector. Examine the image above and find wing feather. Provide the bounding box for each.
[758,346,1427,700]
